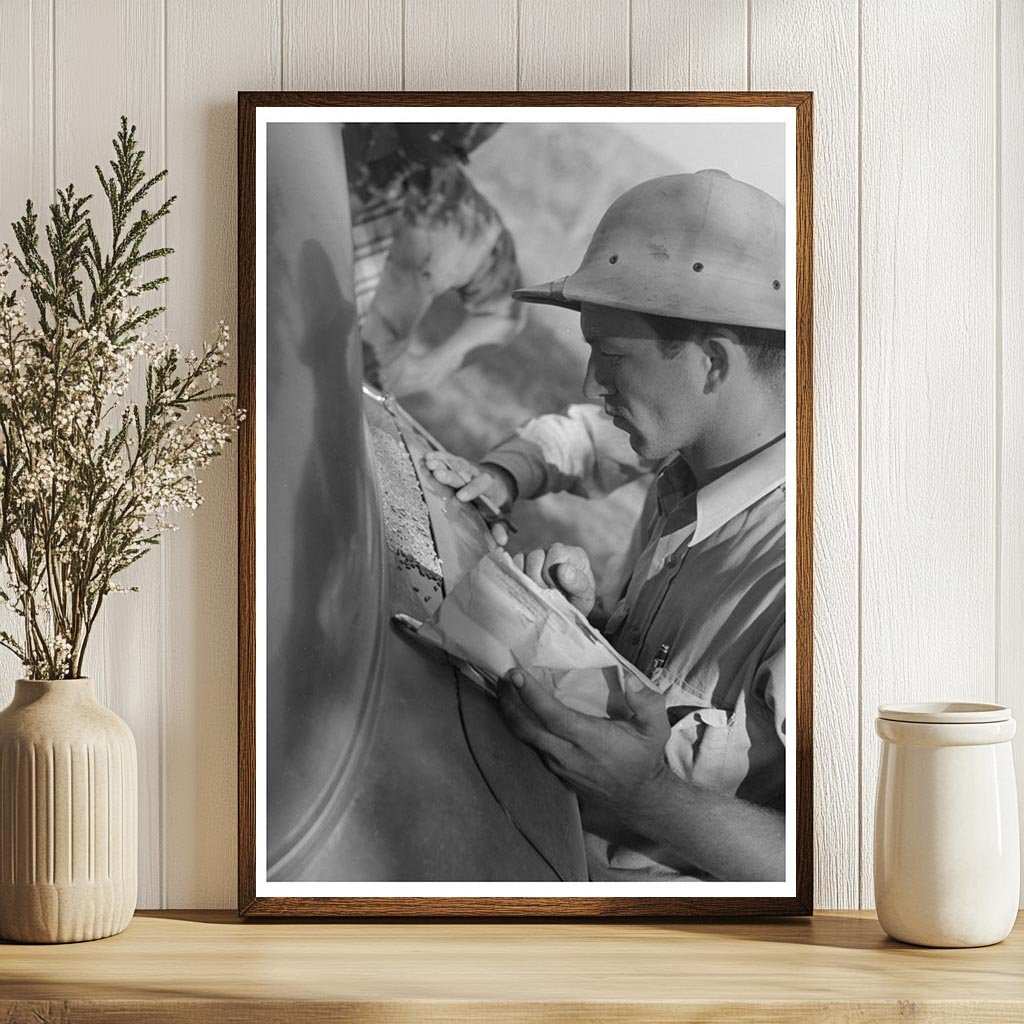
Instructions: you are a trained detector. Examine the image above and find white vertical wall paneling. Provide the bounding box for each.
[749,0,860,911]
[1000,0,1024,900]
[518,0,628,90]
[53,0,166,909]
[860,0,998,908]
[0,0,48,243]
[404,0,517,90]
[164,0,280,908]
[0,1,54,698]
[2,0,1021,911]
[283,0,402,90]
[630,0,746,91]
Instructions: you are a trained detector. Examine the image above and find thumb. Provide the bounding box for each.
[554,561,589,595]
[622,673,666,732]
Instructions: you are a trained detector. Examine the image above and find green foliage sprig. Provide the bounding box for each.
[0,117,242,679]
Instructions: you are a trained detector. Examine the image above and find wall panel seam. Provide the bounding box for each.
[29,0,34,185]
[160,0,169,910]
[50,0,55,197]
[856,0,864,910]
[627,0,632,91]
[515,0,521,90]
[746,0,752,90]
[995,0,1003,707]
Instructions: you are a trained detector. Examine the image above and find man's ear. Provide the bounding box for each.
[694,329,738,394]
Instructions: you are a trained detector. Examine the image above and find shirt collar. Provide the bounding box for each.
[656,435,786,547]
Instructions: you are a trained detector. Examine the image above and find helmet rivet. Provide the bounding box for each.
[692,262,704,273]
[608,254,618,264]
[772,279,781,290]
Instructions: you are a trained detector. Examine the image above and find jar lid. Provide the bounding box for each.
[877,701,1011,724]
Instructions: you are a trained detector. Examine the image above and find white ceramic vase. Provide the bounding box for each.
[0,678,137,942]
[874,702,1019,947]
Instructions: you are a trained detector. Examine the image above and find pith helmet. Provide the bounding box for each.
[514,170,785,331]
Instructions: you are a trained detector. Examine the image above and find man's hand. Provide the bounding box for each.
[497,667,670,815]
[423,452,518,545]
[512,543,597,617]
[498,667,787,881]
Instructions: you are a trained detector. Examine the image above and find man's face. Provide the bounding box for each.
[580,303,708,461]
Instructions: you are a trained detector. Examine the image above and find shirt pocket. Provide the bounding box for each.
[664,693,753,796]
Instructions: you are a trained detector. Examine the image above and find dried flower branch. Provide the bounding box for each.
[0,117,242,679]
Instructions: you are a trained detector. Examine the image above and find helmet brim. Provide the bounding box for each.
[511,278,581,312]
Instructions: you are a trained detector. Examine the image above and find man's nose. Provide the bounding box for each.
[582,353,613,399]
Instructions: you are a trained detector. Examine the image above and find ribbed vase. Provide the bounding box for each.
[0,678,137,943]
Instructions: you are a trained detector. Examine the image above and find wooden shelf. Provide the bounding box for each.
[2,910,1022,1022]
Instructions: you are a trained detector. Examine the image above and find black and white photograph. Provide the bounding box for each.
[241,97,812,915]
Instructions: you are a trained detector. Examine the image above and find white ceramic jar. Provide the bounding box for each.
[874,702,1019,947]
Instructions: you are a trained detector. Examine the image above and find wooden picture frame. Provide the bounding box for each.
[238,91,813,917]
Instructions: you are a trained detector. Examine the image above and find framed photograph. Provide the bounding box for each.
[238,92,812,916]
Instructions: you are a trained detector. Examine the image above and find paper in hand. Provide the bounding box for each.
[415,548,654,717]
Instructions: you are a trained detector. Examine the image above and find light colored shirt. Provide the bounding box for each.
[485,408,787,880]
[484,403,653,501]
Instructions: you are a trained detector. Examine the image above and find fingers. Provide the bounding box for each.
[423,453,484,496]
[540,546,568,588]
[424,452,473,477]
[511,545,595,615]
[545,544,593,595]
[523,548,547,587]
[489,521,509,547]
[423,456,469,490]
[497,672,581,765]
[518,546,582,589]
[423,452,510,510]
[621,671,671,738]
[454,473,495,503]
[552,561,587,595]
[504,669,600,745]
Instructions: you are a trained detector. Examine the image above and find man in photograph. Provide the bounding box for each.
[427,169,788,882]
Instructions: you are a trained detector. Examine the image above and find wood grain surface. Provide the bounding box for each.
[1,910,1023,1022]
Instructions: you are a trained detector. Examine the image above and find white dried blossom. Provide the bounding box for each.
[0,121,247,678]
[0,258,243,677]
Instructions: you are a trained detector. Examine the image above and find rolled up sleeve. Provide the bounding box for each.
[484,404,650,501]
